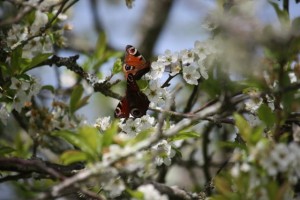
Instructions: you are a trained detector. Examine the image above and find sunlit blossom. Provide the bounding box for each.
[144,81,166,107]
[182,64,200,85]
[150,61,165,80]
[0,105,10,125]
[180,49,194,65]
[136,184,169,200]
[119,118,141,137]
[94,116,111,132]
[151,140,175,166]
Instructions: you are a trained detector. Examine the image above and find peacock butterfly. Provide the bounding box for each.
[114,73,150,118]
[123,45,150,80]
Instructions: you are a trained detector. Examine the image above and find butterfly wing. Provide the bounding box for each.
[126,74,150,118]
[123,45,150,80]
[114,96,130,118]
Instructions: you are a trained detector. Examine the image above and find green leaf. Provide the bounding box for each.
[268,1,289,25]
[214,176,232,196]
[171,145,182,158]
[218,141,246,150]
[10,46,23,75]
[233,113,251,143]
[60,150,88,165]
[169,131,200,142]
[23,53,52,72]
[53,127,101,161]
[126,189,144,199]
[257,104,275,127]
[102,120,118,148]
[70,85,84,113]
[0,146,15,155]
[112,58,122,74]
[95,32,107,59]
[41,85,55,93]
[78,126,102,157]
[69,85,90,113]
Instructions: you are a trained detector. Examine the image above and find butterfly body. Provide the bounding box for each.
[114,74,150,118]
[123,45,150,80]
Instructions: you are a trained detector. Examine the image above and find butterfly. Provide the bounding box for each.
[114,73,150,118]
[123,45,150,80]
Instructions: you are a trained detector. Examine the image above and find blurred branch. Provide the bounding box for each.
[184,82,201,113]
[0,157,84,181]
[0,1,34,27]
[161,74,178,88]
[13,0,78,49]
[36,55,122,100]
[137,0,175,58]
[283,0,289,14]
[38,105,222,199]
[149,181,198,200]
[202,125,213,195]
[89,0,103,33]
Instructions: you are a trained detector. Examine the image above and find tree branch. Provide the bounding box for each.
[137,0,175,58]
[36,55,122,100]
[0,157,84,180]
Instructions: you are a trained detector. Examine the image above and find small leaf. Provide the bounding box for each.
[234,113,251,143]
[126,189,144,199]
[268,1,289,25]
[218,141,246,150]
[214,176,232,195]
[95,32,107,59]
[69,84,86,113]
[52,130,96,161]
[41,85,55,93]
[257,104,275,127]
[169,131,200,142]
[112,58,122,74]
[60,150,88,165]
[23,53,52,72]
[78,126,102,157]
[11,46,23,75]
[102,120,118,148]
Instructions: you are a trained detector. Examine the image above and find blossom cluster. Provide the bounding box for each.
[27,101,86,139]
[147,40,217,85]
[230,141,300,198]
[136,184,169,200]
[118,115,155,137]
[6,0,67,58]
[0,76,42,126]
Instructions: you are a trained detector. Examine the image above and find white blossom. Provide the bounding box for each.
[144,81,166,107]
[13,91,30,113]
[180,49,194,65]
[94,116,111,132]
[292,124,300,142]
[119,118,141,137]
[136,184,169,200]
[7,25,28,47]
[0,105,10,125]
[149,61,165,80]
[182,64,200,85]
[31,10,48,34]
[151,140,175,166]
[10,77,30,91]
[157,49,173,66]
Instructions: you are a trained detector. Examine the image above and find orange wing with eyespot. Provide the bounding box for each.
[123,45,150,80]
